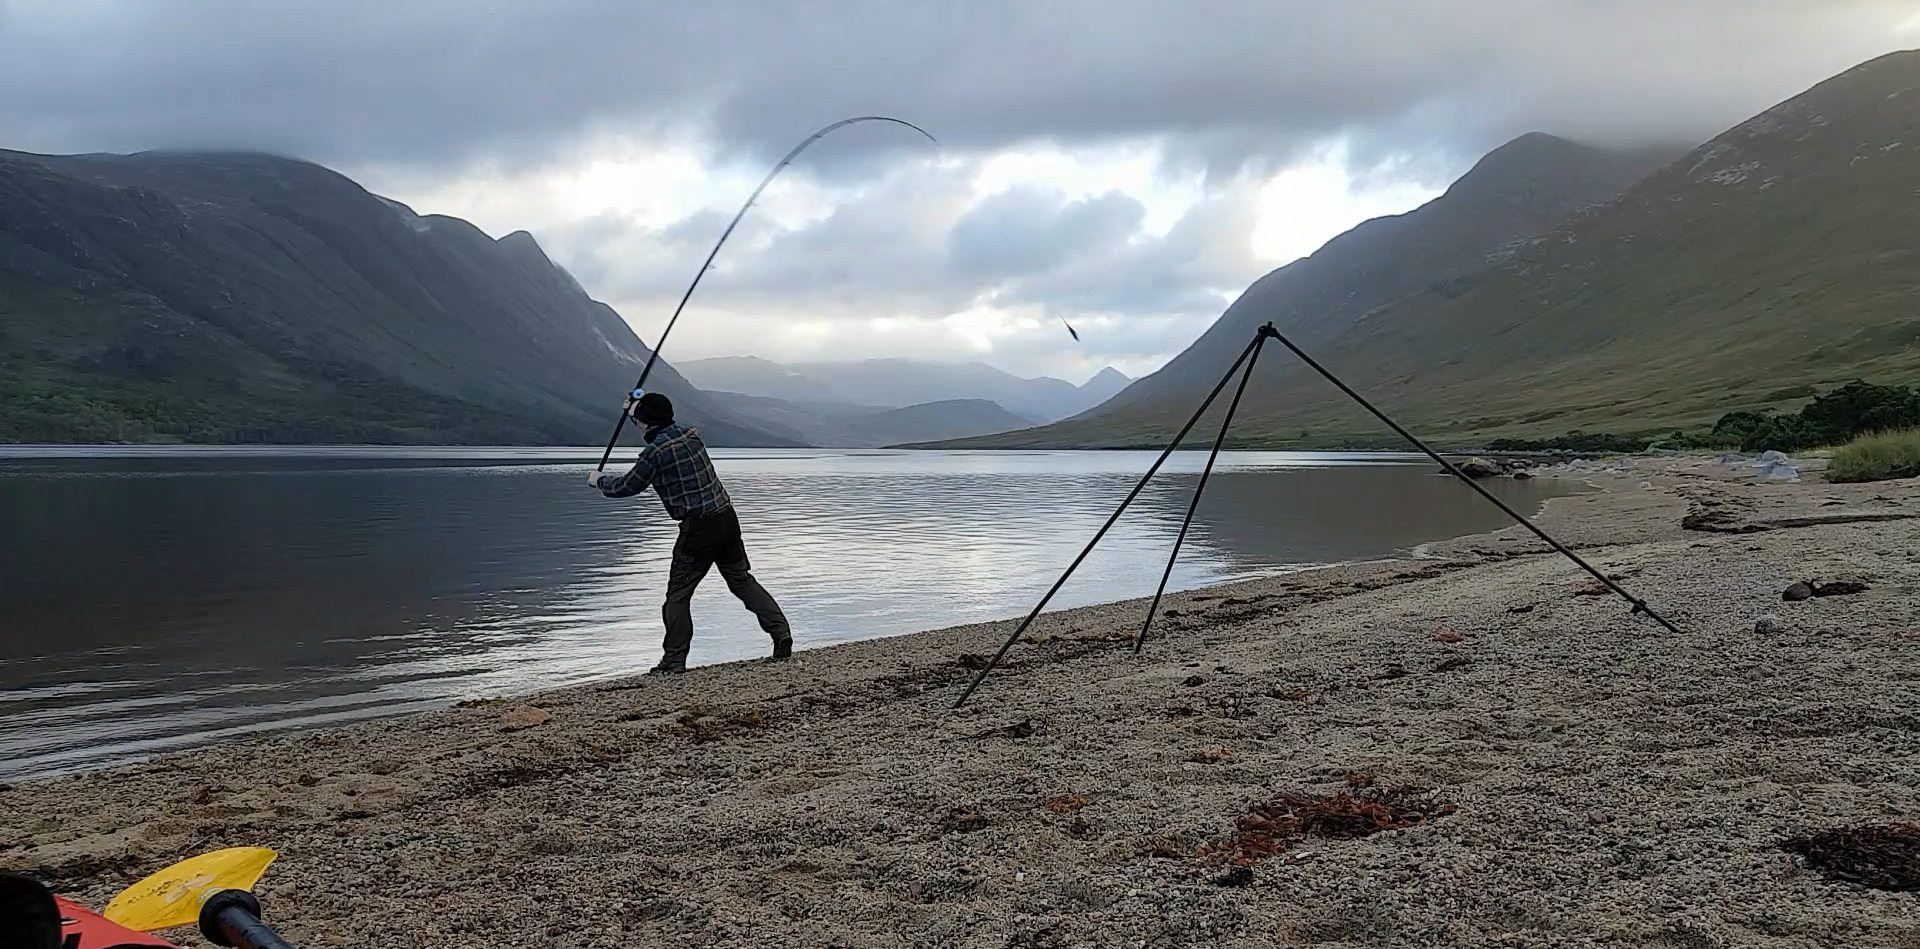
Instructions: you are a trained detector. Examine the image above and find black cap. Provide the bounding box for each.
[634,392,674,426]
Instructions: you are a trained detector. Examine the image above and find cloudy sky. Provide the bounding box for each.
[3,2,1915,382]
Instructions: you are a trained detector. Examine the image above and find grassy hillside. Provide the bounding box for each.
[953,51,1920,450]
[0,149,795,446]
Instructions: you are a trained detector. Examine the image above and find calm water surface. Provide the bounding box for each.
[0,447,1579,780]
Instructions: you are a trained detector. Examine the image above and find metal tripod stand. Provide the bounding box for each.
[953,322,1683,707]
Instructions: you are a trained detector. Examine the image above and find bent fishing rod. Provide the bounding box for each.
[594,115,938,472]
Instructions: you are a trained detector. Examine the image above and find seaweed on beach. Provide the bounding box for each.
[674,705,770,744]
[1206,694,1255,719]
[972,717,1043,740]
[1198,784,1454,866]
[938,808,990,834]
[1784,822,1920,891]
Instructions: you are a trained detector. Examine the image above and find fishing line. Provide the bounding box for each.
[594,115,938,471]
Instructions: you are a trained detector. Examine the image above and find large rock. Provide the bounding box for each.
[1751,450,1800,482]
[499,705,552,731]
[1455,457,1505,479]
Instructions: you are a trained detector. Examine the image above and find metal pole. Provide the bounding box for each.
[1135,332,1267,652]
[1255,322,1682,634]
[952,332,1265,708]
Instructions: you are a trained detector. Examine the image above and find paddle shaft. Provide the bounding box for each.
[201,890,294,949]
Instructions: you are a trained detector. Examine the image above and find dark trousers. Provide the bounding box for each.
[661,508,789,668]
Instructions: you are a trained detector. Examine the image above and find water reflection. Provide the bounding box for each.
[0,448,1577,779]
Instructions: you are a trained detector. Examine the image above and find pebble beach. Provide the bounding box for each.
[4,456,1918,947]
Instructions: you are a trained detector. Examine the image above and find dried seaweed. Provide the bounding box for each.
[674,705,769,744]
[1043,793,1091,814]
[1199,784,1453,866]
[1784,822,1920,891]
[939,808,989,833]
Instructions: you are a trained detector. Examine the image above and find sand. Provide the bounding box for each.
[4,456,1918,947]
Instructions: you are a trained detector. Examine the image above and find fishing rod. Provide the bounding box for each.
[593,115,938,472]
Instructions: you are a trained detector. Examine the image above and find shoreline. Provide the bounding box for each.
[5,456,1918,946]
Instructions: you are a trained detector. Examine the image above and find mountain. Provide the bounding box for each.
[680,356,1125,421]
[1219,49,1920,445]
[676,355,851,405]
[955,132,1676,446]
[0,149,795,446]
[700,391,1038,447]
[954,52,1920,449]
[862,400,1041,446]
[1077,366,1132,405]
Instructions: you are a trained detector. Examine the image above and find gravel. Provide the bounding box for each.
[4,457,1918,947]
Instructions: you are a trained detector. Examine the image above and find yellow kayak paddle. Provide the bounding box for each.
[103,847,294,948]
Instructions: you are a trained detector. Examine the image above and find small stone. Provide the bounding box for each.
[1212,866,1254,887]
[1781,582,1815,602]
[499,705,552,731]
[1513,469,1534,480]
[1754,614,1783,635]
[1812,578,1869,597]
[1181,675,1207,687]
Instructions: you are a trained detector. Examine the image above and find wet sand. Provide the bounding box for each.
[5,456,1918,947]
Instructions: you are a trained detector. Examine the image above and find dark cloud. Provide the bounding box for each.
[2,1,1909,379]
[995,191,1261,316]
[526,154,1259,379]
[0,1,1908,176]
[542,162,985,317]
[946,187,1144,279]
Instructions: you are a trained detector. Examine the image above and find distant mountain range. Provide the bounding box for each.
[699,390,1042,448]
[679,355,1129,422]
[943,50,1920,449]
[10,50,1916,452]
[0,151,1060,448]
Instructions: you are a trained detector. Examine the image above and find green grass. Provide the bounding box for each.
[1827,428,1920,483]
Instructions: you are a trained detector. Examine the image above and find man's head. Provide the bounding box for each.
[631,392,675,428]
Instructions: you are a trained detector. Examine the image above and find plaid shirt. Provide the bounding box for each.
[596,423,732,520]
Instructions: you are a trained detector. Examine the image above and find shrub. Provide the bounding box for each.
[1486,430,1650,453]
[1710,381,1920,452]
[1827,428,1920,483]
[1739,414,1815,452]
[1802,380,1920,444]
[1712,410,1774,441]
[1651,429,1738,450]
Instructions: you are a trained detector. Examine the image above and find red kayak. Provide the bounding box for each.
[1,872,178,949]
[56,896,180,949]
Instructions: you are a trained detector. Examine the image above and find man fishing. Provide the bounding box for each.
[588,391,792,674]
